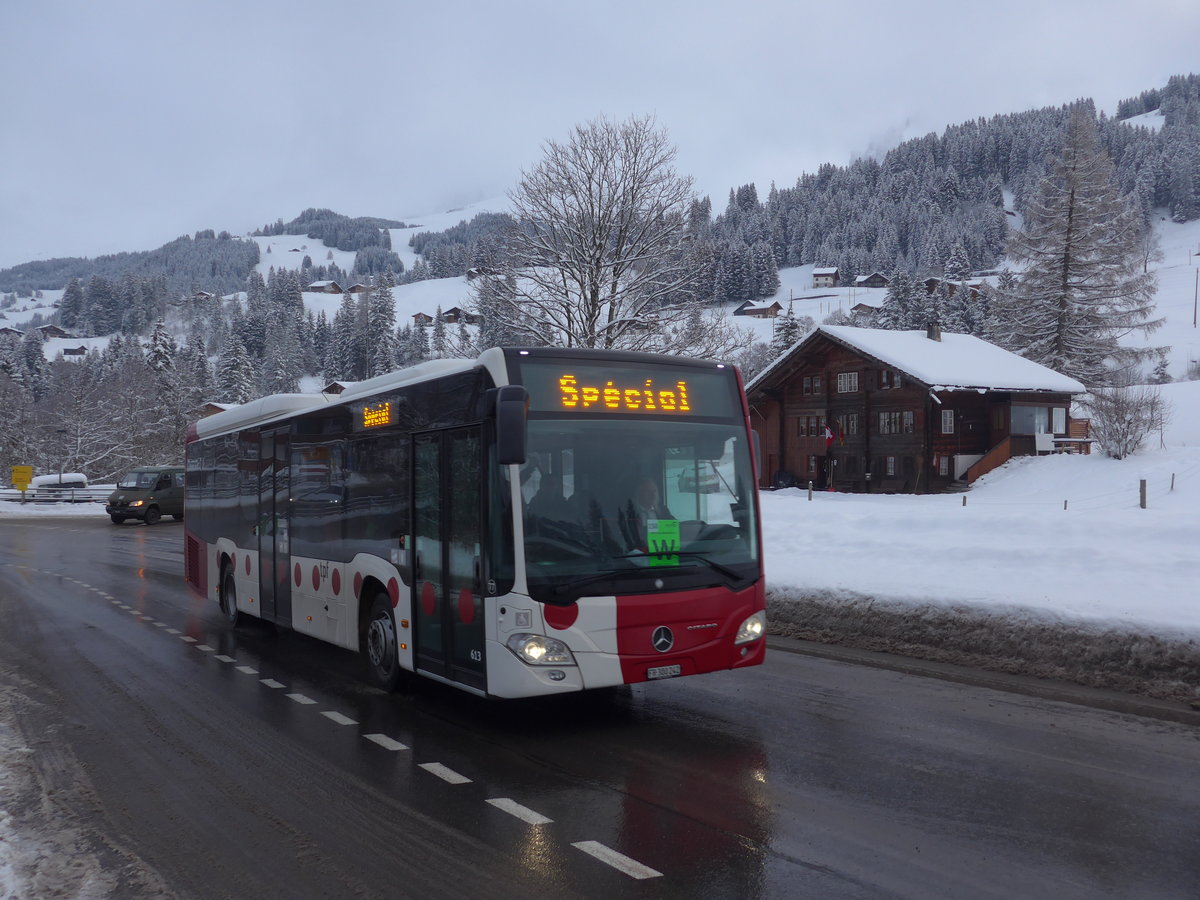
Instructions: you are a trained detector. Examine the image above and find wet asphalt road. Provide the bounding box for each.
[1,516,1198,899]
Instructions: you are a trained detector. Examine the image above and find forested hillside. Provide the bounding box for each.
[0,75,1195,484]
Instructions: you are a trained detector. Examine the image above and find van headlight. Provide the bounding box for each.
[130,499,145,507]
[734,611,766,644]
[506,633,576,666]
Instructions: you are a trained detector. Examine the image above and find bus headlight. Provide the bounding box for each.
[734,611,766,644]
[506,633,576,666]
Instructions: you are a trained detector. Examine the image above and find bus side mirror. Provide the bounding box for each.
[491,385,529,466]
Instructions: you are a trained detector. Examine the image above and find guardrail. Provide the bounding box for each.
[0,487,113,503]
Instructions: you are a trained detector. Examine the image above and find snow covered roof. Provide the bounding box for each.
[812,266,839,275]
[749,325,1086,394]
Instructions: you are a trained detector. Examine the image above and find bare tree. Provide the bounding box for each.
[1084,383,1171,459]
[992,106,1162,386]
[476,115,749,358]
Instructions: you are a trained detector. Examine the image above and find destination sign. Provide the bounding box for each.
[361,401,393,428]
[517,360,739,419]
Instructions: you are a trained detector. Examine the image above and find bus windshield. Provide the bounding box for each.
[519,418,759,603]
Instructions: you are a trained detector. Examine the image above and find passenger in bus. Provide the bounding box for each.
[618,477,674,550]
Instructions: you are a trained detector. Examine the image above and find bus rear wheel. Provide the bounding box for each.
[220,563,242,627]
[365,593,403,692]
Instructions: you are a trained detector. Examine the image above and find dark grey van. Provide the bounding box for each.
[106,466,185,525]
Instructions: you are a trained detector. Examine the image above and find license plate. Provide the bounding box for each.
[646,664,682,680]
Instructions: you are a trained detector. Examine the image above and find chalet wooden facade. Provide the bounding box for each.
[812,266,839,288]
[746,325,1086,494]
[854,272,889,288]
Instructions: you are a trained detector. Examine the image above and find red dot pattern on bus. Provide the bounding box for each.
[354,573,363,599]
[293,563,302,587]
[312,566,320,591]
[332,569,341,595]
[245,555,251,576]
[388,578,400,608]
[458,589,475,625]
[544,603,579,630]
[421,582,436,616]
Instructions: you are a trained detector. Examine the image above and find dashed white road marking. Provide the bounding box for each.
[260,679,286,689]
[166,628,180,634]
[236,666,258,675]
[153,622,168,628]
[572,841,662,880]
[214,654,235,663]
[180,636,197,643]
[196,645,216,652]
[487,798,553,825]
[363,734,407,751]
[320,711,357,726]
[286,693,317,705]
[420,763,471,785]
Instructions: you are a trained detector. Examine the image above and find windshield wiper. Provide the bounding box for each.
[616,550,744,581]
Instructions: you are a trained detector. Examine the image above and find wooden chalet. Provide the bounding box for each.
[305,280,344,294]
[36,324,73,339]
[812,267,839,288]
[412,312,434,325]
[345,283,369,294]
[0,326,24,337]
[746,324,1086,494]
[441,306,481,324]
[854,272,890,288]
[733,300,783,318]
[321,379,358,395]
[61,345,89,357]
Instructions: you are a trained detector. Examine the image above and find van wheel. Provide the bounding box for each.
[110,515,126,525]
[220,563,242,627]
[144,506,161,525]
[365,592,403,692]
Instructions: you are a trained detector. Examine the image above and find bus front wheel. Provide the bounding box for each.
[365,593,403,692]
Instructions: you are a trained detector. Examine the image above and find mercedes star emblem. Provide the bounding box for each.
[651,626,674,653]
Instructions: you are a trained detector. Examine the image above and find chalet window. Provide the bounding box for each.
[802,376,812,395]
[1052,407,1067,434]
[941,409,955,434]
[902,410,914,433]
[879,411,902,434]
[847,413,859,435]
[1011,405,1048,435]
[837,372,858,393]
[880,369,891,389]
[938,455,950,476]
[812,375,822,394]
[886,456,896,476]
[894,373,902,389]
[795,417,805,437]
[807,455,817,473]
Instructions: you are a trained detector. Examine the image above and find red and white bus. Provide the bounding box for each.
[184,347,765,698]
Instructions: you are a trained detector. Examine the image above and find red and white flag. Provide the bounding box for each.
[824,425,834,449]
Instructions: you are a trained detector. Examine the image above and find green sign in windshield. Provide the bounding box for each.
[647,518,681,567]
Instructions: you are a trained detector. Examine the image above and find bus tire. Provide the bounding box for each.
[144,506,161,526]
[365,592,403,692]
[219,562,242,627]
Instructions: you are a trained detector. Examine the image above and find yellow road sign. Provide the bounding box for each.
[11,465,33,490]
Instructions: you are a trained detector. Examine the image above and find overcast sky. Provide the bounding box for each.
[2,0,1197,270]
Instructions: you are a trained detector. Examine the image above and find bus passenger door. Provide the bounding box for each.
[258,428,292,624]
[413,428,485,691]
